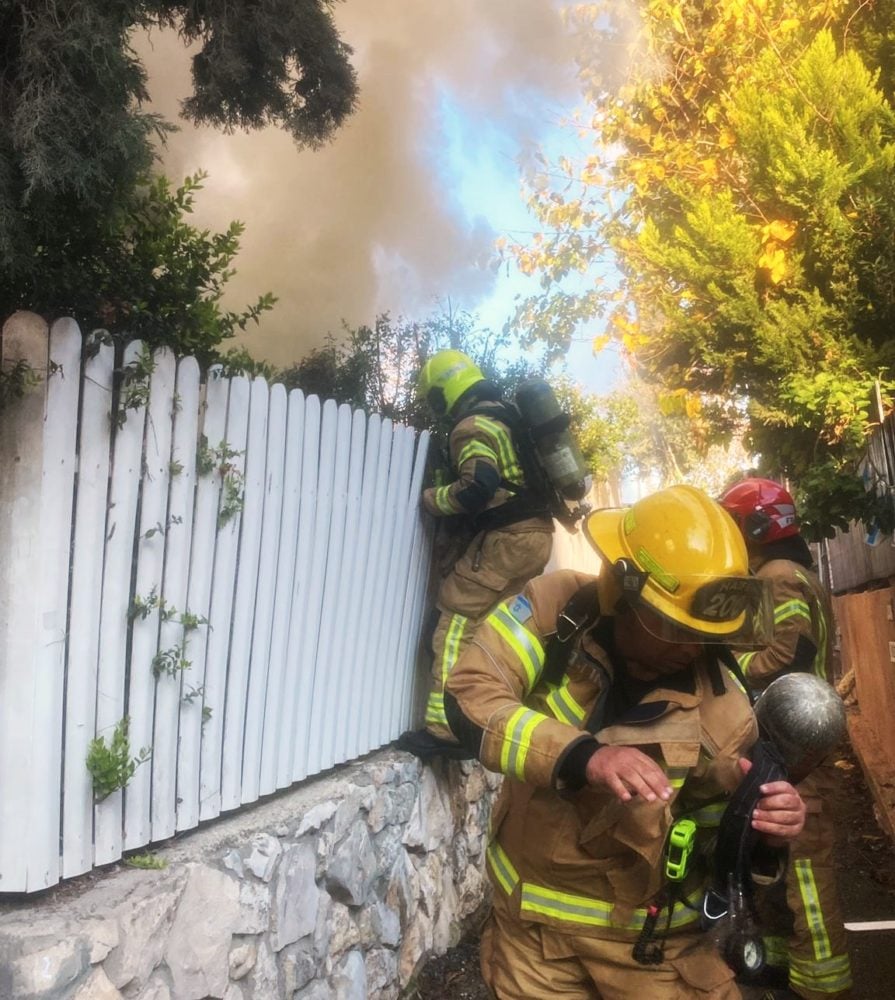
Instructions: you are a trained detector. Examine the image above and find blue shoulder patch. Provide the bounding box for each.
[507,593,533,622]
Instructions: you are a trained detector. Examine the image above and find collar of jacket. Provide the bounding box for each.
[578,620,711,714]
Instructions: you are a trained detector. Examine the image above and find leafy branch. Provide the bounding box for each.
[86,718,151,802]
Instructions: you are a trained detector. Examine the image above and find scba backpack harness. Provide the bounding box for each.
[464,378,591,532]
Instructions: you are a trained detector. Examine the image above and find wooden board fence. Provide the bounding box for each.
[0,314,432,892]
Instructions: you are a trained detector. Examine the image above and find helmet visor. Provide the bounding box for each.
[630,574,774,648]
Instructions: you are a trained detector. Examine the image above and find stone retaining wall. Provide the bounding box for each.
[0,750,499,1000]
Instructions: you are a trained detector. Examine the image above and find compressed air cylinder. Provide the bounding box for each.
[515,379,589,500]
[753,673,847,783]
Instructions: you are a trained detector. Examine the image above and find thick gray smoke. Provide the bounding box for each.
[138,1,580,367]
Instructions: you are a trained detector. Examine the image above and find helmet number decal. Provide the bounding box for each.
[691,578,757,623]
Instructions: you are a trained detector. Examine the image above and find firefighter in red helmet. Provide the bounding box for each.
[719,477,852,1000]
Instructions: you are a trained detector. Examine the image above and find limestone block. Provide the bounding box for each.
[333,789,371,840]
[371,824,405,880]
[384,849,417,926]
[244,834,282,882]
[280,941,316,994]
[228,942,257,980]
[328,901,361,957]
[4,936,89,999]
[246,940,279,1000]
[402,768,453,853]
[73,967,123,999]
[293,982,331,1000]
[331,950,366,1000]
[236,879,271,935]
[272,843,320,951]
[326,823,376,906]
[397,916,433,987]
[456,861,488,915]
[295,801,337,837]
[312,891,333,963]
[365,946,398,996]
[358,898,400,949]
[104,876,185,991]
[222,849,244,877]
[462,766,487,803]
[165,866,240,999]
[134,974,173,1000]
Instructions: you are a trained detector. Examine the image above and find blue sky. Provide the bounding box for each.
[436,89,623,396]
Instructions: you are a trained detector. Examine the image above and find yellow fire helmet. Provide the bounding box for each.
[585,484,772,646]
[419,350,486,416]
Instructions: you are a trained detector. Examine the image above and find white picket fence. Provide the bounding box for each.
[0,314,433,893]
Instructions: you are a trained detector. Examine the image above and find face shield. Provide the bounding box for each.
[622,569,774,649]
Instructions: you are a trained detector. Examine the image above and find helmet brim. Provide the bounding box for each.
[584,506,751,639]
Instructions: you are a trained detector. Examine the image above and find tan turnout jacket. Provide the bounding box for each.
[446,569,758,939]
[738,555,833,688]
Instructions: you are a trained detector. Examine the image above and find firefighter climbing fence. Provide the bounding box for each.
[0,313,434,893]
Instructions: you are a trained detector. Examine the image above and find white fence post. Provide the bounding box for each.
[63,337,115,878]
[0,321,436,892]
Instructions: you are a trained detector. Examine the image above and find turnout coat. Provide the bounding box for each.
[445,569,759,939]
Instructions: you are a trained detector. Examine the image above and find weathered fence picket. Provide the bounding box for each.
[0,314,433,892]
[259,388,306,798]
[241,382,288,805]
[63,341,115,878]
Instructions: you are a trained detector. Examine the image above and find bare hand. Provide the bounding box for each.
[738,758,806,844]
[585,745,673,804]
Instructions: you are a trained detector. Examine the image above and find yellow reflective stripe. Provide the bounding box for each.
[688,801,726,827]
[796,570,829,680]
[489,604,545,692]
[426,614,467,725]
[664,766,688,790]
[424,691,446,726]
[736,651,757,676]
[501,707,544,779]
[762,935,789,966]
[545,680,586,725]
[724,666,748,695]
[441,614,468,684]
[434,484,456,514]
[789,953,852,993]
[794,858,832,960]
[486,840,520,896]
[518,882,703,931]
[635,546,679,592]
[473,416,523,482]
[774,598,810,625]
[457,440,499,466]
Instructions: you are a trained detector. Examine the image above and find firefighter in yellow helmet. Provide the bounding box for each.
[444,485,807,999]
[719,477,852,1000]
[397,350,554,760]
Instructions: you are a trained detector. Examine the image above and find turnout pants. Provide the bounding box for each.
[784,764,852,999]
[480,894,741,1000]
[424,522,552,738]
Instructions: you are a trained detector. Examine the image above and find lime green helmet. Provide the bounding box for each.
[419,350,486,415]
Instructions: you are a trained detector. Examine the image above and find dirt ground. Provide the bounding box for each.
[407,741,895,999]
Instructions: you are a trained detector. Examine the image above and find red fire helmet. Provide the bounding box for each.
[718,477,799,544]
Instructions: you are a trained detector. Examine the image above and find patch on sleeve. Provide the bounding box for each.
[507,593,533,623]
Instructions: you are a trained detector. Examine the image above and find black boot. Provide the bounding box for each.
[396,729,475,761]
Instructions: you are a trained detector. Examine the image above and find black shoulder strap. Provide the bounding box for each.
[716,644,755,705]
[542,581,601,686]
